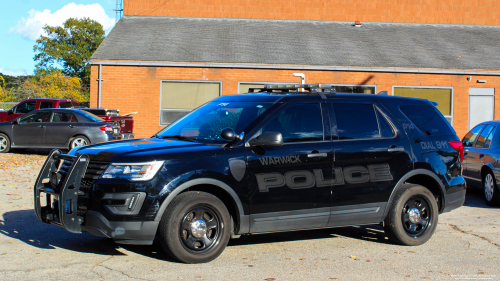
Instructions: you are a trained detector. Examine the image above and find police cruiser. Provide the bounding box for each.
[34,84,466,263]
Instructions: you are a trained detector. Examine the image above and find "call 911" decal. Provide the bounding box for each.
[256,164,393,192]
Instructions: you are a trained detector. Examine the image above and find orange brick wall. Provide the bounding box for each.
[123,0,500,25]
[90,64,500,139]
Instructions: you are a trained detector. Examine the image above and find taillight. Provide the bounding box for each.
[99,126,113,132]
[448,140,464,163]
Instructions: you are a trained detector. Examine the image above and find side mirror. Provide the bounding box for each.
[249,131,283,147]
[220,127,236,141]
[7,109,13,115]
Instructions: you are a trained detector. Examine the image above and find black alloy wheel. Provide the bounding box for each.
[383,184,438,246]
[180,206,221,252]
[401,196,430,236]
[158,191,231,263]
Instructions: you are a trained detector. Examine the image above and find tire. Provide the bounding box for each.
[0,133,11,153]
[483,171,500,206]
[158,191,231,263]
[383,184,439,246]
[69,136,90,149]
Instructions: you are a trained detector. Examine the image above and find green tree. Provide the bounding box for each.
[34,17,105,87]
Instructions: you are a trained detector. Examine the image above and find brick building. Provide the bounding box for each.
[90,0,500,138]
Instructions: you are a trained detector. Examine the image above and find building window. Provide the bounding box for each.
[334,85,375,94]
[393,87,453,125]
[160,81,222,125]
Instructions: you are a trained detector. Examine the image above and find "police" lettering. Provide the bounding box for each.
[256,164,393,192]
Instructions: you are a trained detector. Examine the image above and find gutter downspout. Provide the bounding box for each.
[293,73,305,92]
[97,64,104,108]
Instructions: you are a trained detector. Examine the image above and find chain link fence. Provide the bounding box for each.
[0,102,17,111]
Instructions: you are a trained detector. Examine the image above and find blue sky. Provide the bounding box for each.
[0,1,118,76]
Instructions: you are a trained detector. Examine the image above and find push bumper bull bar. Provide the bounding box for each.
[34,149,89,233]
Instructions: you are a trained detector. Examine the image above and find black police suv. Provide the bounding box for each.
[34,84,466,263]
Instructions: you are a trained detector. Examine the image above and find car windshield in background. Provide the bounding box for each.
[79,111,104,122]
[158,101,272,143]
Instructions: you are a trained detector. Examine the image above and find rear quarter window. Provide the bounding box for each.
[400,105,454,136]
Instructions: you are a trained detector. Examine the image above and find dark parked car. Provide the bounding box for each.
[463,121,500,206]
[0,109,121,153]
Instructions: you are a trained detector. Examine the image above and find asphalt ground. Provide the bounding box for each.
[0,150,498,280]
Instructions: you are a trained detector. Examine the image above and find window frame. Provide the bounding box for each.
[392,85,454,126]
[159,80,223,126]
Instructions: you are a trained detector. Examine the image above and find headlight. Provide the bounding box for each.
[101,161,164,181]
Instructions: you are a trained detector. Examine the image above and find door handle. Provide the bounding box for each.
[69,125,74,128]
[38,125,45,128]
[307,153,327,158]
[387,147,404,152]
[480,154,485,158]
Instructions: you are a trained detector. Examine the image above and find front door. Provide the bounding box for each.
[465,125,496,181]
[12,111,51,146]
[327,101,412,226]
[462,124,486,179]
[246,102,334,233]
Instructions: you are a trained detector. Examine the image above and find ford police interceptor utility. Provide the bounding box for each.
[34,84,466,263]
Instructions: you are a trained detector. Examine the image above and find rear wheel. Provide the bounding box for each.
[383,184,438,246]
[483,171,500,206]
[0,133,11,153]
[158,191,231,263]
[69,136,89,149]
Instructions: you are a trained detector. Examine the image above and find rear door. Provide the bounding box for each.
[12,111,51,146]
[245,101,334,233]
[327,100,412,226]
[45,111,79,146]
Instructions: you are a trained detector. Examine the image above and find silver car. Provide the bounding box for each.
[0,108,121,153]
[462,121,500,206]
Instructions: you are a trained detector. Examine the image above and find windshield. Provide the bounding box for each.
[157,101,272,143]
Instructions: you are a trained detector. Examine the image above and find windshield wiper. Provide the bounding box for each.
[160,135,197,142]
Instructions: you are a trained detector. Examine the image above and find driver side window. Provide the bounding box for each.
[261,103,324,143]
[19,111,51,124]
[14,101,37,114]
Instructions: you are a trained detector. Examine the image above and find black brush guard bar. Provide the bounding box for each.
[34,149,90,233]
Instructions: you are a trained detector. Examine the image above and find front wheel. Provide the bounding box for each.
[158,191,231,263]
[483,171,500,206]
[383,184,439,246]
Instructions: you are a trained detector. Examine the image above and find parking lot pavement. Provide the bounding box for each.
[0,151,499,280]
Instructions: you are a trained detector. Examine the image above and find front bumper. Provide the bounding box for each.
[34,150,156,244]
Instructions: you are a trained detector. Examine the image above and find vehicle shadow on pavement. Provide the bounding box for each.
[463,185,497,209]
[228,224,390,247]
[0,209,125,256]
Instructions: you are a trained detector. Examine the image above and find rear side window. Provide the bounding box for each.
[40,101,54,109]
[462,125,484,147]
[59,102,73,108]
[400,105,453,136]
[475,125,495,148]
[332,103,380,140]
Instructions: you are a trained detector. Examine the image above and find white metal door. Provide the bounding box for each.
[469,87,494,129]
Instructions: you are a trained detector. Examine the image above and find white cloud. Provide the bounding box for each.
[10,3,115,41]
[0,68,28,77]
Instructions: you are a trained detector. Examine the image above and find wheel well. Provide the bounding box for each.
[182,184,241,234]
[481,166,492,181]
[404,174,444,212]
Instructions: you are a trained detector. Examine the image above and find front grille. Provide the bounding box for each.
[57,158,109,217]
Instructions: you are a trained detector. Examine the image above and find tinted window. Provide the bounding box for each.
[19,111,51,124]
[376,109,395,138]
[40,101,54,109]
[400,105,453,136]
[475,125,495,148]
[262,104,323,142]
[59,102,74,108]
[485,127,496,148]
[52,112,78,122]
[333,103,380,140]
[462,125,485,147]
[14,101,37,114]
